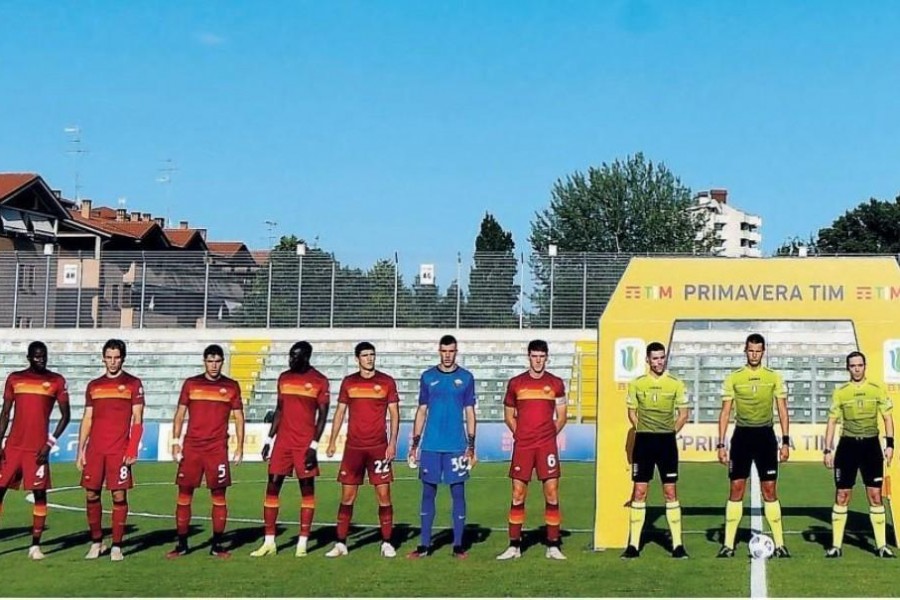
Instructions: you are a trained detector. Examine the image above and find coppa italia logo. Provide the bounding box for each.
[614,338,645,382]
[885,340,900,384]
[624,285,673,300]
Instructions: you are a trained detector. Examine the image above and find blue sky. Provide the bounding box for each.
[2,1,900,286]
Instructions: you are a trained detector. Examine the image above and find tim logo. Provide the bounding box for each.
[883,340,900,384]
[624,285,673,300]
[614,338,645,382]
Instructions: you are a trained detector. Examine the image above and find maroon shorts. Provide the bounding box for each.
[0,447,51,491]
[338,445,393,486]
[508,439,562,482]
[81,450,133,491]
[269,442,319,479]
[176,444,231,489]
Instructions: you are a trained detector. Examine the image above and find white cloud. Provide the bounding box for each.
[196,32,226,46]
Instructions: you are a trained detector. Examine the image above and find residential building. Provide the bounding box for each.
[693,189,762,258]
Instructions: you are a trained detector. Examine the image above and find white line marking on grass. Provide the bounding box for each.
[750,466,767,599]
[27,483,594,533]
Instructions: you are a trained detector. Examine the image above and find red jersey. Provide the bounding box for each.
[504,371,566,449]
[178,374,243,447]
[274,368,330,449]
[3,369,70,451]
[85,371,145,455]
[338,370,399,449]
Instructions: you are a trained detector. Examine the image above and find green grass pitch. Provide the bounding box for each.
[0,461,896,597]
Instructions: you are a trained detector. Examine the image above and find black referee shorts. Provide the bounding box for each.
[834,436,884,489]
[728,426,778,482]
[631,432,679,484]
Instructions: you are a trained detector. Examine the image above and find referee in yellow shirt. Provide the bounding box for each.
[621,342,690,559]
[716,333,791,558]
[823,351,894,558]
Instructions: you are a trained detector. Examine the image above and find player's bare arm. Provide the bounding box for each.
[717,400,733,465]
[554,396,567,434]
[0,396,13,462]
[675,406,690,433]
[385,402,400,462]
[171,403,188,462]
[884,413,894,467]
[39,401,71,465]
[305,399,330,471]
[409,404,428,466]
[627,408,639,429]
[465,404,477,468]
[823,416,838,469]
[326,403,347,457]
[504,405,517,435]
[76,406,94,471]
[261,402,282,462]
[776,395,790,462]
[123,402,144,466]
[232,408,245,465]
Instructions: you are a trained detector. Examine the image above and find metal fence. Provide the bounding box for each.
[0,248,825,330]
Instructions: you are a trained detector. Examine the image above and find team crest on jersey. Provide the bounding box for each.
[374,384,382,392]
[42,381,51,389]
[219,388,227,395]
[543,385,552,395]
[454,379,463,387]
[118,384,126,392]
[305,382,313,390]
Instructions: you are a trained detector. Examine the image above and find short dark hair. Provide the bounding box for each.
[203,344,225,359]
[439,334,457,347]
[646,341,666,356]
[103,338,127,359]
[745,333,766,349]
[290,340,313,357]
[355,341,375,357]
[846,351,866,368]
[527,339,549,354]
[27,341,47,358]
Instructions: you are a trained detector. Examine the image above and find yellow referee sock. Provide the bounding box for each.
[871,505,887,549]
[666,501,683,548]
[724,500,743,549]
[628,501,646,548]
[764,500,785,548]
[831,504,848,549]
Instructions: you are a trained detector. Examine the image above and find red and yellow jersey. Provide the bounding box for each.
[338,371,399,449]
[275,368,330,448]
[504,371,566,449]
[85,371,145,455]
[178,374,243,447]
[3,369,70,451]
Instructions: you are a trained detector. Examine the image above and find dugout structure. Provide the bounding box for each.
[594,257,900,549]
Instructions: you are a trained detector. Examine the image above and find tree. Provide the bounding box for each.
[529,153,712,327]
[464,213,519,327]
[816,196,900,254]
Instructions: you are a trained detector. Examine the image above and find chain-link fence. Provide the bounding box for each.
[0,249,754,329]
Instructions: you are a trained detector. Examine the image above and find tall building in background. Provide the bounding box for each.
[692,189,762,257]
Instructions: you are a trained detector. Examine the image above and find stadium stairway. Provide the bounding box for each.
[228,339,270,406]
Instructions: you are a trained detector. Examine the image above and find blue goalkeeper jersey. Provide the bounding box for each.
[419,365,476,453]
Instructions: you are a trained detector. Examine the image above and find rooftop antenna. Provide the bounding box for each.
[156,158,178,228]
[64,126,90,202]
[264,220,278,248]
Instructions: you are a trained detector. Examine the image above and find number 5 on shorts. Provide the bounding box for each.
[218,463,227,481]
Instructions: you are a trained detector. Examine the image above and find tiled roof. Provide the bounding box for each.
[207,241,247,257]
[164,229,201,248]
[67,210,159,240]
[0,173,38,200]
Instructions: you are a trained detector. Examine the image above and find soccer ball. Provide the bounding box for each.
[748,533,775,559]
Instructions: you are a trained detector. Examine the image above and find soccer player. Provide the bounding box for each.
[716,333,791,558]
[76,339,145,562]
[250,341,330,558]
[823,351,894,558]
[496,339,568,561]
[167,344,245,559]
[0,341,71,560]
[324,341,400,558]
[621,341,690,560]
[407,334,477,559]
